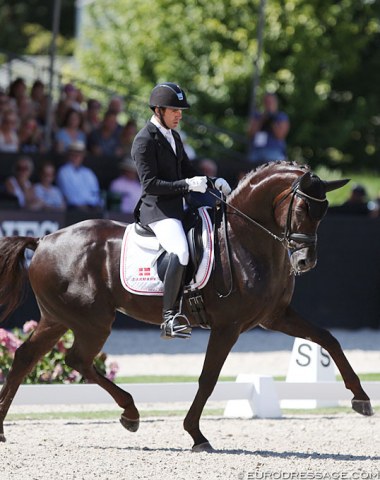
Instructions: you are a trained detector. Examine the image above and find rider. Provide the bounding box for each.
[132,82,231,340]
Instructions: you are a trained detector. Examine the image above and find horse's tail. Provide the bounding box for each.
[0,236,39,323]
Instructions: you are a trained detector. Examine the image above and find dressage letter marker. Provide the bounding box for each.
[281,337,338,409]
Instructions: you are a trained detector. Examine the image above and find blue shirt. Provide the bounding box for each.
[56,163,101,207]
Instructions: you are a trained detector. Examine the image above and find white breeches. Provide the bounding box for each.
[149,218,189,266]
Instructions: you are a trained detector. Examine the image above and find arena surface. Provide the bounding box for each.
[3,327,380,479]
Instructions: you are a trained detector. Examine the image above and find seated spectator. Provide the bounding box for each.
[0,109,19,152]
[8,77,27,108]
[55,108,86,153]
[33,162,66,211]
[4,156,43,210]
[248,92,290,165]
[109,157,141,214]
[56,141,103,211]
[16,94,34,123]
[18,116,44,154]
[30,79,48,125]
[55,83,82,127]
[198,158,218,177]
[329,184,370,215]
[83,98,102,134]
[88,110,122,157]
[0,92,13,120]
[118,119,137,158]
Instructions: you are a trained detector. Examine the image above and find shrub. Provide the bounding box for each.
[0,320,118,384]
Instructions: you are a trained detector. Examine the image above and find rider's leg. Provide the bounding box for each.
[149,218,191,339]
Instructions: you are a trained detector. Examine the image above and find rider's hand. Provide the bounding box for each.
[214,177,232,196]
[186,176,208,193]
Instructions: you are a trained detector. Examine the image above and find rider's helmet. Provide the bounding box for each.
[149,82,190,111]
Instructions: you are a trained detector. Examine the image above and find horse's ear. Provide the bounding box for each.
[298,172,312,190]
[323,179,350,192]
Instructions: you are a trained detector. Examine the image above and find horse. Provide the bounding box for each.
[0,161,373,451]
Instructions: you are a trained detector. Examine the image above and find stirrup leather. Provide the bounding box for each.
[160,313,192,340]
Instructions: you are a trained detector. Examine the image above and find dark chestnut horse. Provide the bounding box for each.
[0,162,373,450]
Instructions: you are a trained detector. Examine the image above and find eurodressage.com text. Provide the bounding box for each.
[240,471,380,480]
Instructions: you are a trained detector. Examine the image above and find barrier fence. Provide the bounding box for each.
[12,378,380,419]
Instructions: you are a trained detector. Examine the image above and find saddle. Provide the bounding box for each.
[129,191,223,327]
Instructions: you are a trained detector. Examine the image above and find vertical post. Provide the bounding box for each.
[44,0,62,151]
[250,0,266,119]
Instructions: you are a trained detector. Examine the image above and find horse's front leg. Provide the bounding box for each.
[184,325,240,452]
[265,306,373,416]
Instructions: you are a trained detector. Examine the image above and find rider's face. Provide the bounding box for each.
[161,108,183,130]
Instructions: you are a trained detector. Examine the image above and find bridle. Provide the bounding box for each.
[210,173,328,253]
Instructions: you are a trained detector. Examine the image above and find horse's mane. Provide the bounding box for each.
[230,161,310,201]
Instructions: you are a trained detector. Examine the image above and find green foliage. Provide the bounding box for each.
[0,321,117,384]
[77,0,380,171]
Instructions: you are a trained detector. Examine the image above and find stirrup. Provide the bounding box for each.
[160,313,192,340]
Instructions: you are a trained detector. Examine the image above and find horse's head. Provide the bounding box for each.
[274,170,349,274]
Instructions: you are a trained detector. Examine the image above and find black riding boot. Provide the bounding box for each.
[160,253,191,340]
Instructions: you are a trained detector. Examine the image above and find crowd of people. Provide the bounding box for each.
[0,77,378,217]
[0,77,145,213]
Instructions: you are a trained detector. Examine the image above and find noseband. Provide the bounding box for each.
[210,173,328,253]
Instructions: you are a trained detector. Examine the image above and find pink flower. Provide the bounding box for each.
[0,328,22,353]
[23,320,38,334]
[106,361,119,382]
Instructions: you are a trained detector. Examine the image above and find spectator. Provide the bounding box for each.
[18,116,44,154]
[16,94,34,123]
[118,119,137,158]
[0,92,13,121]
[198,158,218,177]
[108,157,141,214]
[88,110,122,157]
[56,141,102,211]
[248,92,290,165]
[55,108,86,153]
[0,109,19,152]
[33,162,66,211]
[4,156,43,210]
[329,184,370,215]
[55,83,81,127]
[107,95,124,117]
[83,98,102,134]
[30,79,48,126]
[8,77,27,108]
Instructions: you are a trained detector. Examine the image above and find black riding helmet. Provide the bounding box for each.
[149,82,190,111]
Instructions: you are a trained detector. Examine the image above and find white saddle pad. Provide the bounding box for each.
[120,207,214,296]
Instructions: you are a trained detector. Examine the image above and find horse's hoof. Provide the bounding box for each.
[120,415,140,432]
[0,433,6,443]
[192,441,214,452]
[352,399,374,416]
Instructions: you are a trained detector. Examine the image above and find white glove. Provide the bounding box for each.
[214,177,232,195]
[186,176,208,193]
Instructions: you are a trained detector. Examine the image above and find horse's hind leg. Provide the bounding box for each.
[64,325,140,433]
[266,306,373,416]
[0,318,67,442]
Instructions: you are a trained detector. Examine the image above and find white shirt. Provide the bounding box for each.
[150,115,176,154]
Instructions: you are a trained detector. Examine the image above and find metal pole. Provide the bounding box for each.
[249,0,266,120]
[44,0,62,151]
